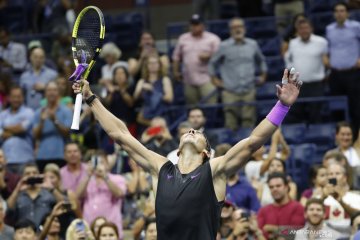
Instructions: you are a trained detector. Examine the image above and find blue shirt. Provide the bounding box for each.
[326,20,360,69]
[19,66,58,109]
[226,177,260,212]
[0,105,34,164]
[33,105,72,160]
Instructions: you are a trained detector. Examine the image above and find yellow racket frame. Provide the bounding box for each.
[71,5,106,79]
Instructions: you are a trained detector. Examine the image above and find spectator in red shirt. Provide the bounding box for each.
[257,172,305,239]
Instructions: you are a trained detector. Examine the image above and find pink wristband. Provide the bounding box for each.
[266,101,290,126]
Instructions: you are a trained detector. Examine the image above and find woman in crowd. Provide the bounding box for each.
[97,222,119,240]
[143,218,157,240]
[103,66,136,135]
[99,42,128,83]
[133,55,173,126]
[257,158,298,206]
[91,217,107,240]
[300,165,328,206]
[128,31,170,80]
[43,163,81,237]
[39,202,68,240]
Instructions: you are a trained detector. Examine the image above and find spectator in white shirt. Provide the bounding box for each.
[0,26,27,74]
[285,19,329,123]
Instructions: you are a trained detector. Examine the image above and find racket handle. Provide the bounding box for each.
[71,93,83,130]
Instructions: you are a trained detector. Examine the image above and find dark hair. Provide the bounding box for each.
[334,2,349,11]
[305,198,325,212]
[145,217,156,232]
[112,66,129,81]
[22,163,39,175]
[351,212,360,226]
[15,219,37,232]
[97,222,119,239]
[308,165,326,187]
[267,172,288,185]
[296,19,313,28]
[336,121,352,134]
[203,132,212,163]
[90,216,106,236]
[187,107,206,118]
[270,158,286,172]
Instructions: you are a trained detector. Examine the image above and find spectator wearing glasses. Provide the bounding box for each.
[209,17,267,130]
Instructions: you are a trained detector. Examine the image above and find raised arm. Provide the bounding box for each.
[73,80,167,174]
[211,69,302,177]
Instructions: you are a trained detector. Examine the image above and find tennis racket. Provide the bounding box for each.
[69,6,105,130]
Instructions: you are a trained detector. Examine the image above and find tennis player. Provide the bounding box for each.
[73,68,302,240]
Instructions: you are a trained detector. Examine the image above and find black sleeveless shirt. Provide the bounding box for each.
[155,161,223,240]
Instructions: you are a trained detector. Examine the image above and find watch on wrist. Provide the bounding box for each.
[86,94,97,105]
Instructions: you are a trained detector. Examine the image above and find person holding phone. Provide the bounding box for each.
[66,219,94,240]
[227,209,265,240]
[323,162,360,221]
[72,68,302,240]
[141,117,177,157]
[76,152,127,239]
[6,163,56,228]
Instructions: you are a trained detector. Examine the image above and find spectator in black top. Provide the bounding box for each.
[14,219,37,240]
[129,31,170,80]
[103,66,136,134]
[7,163,56,227]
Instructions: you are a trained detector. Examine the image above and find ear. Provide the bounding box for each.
[177,151,180,157]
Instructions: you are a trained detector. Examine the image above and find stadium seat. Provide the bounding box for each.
[256,82,277,100]
[207,20,229,40]
[245,16,278,39]
[206,128,233,144]
[220,2,238,19]
[304,123,336,146]
[310,12,334,36]
[281,123,307,144]
[286,143,317,192]
[266,56,285,82]
[0,6,27,33]
[308,0,343,13]
[257,36,281,56]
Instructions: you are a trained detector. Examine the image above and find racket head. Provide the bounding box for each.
[72,6,105,79]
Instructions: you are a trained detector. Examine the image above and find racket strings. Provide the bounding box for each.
[75,9,101,64]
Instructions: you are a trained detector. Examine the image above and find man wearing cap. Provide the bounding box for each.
[172,14,221,104]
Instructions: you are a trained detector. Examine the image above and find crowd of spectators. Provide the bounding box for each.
[0,0,360,239]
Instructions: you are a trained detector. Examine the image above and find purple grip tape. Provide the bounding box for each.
[266,101,290,126]
[69,50,89,82]
[69,63,88,82]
